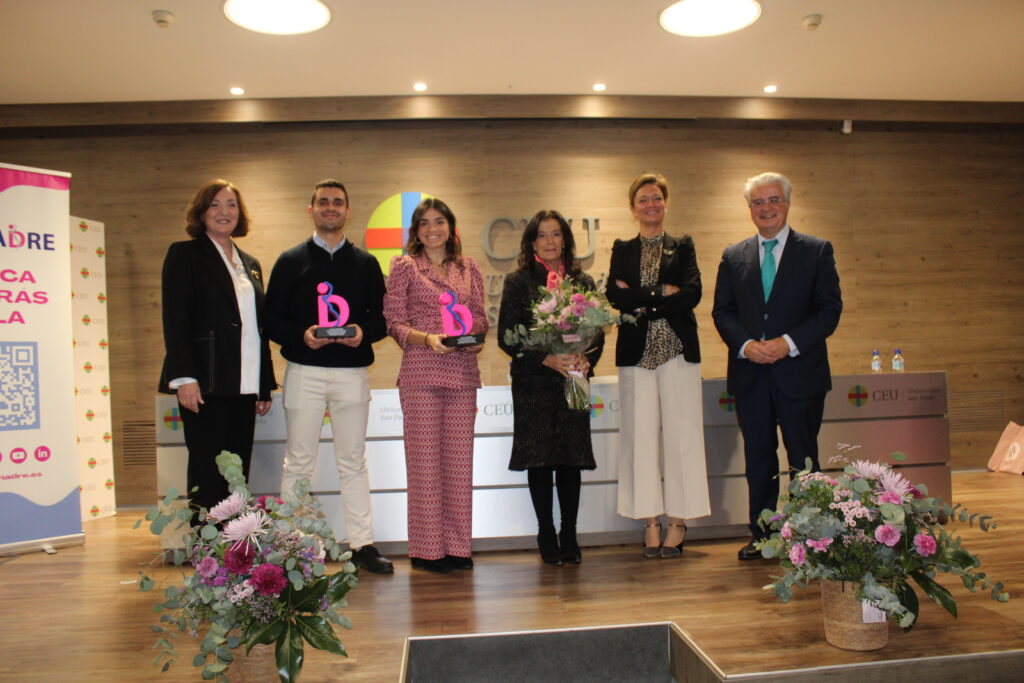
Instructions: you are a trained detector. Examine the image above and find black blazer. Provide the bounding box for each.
[711,228,842,400]
[606,232,702,367]
[158,236,276,400]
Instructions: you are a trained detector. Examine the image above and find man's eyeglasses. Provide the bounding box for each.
[750,197,786,207]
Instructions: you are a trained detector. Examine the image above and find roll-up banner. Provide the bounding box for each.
[71,216,116,521]
[0,162,82,555]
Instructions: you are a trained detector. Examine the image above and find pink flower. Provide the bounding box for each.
[874,524,901,547]
[224,543,256,574]
[908,484,925,499]
[877,491,903,505]
[880,470,913,497]
[780,522,792,539]
[806,537,834,552]
[571,302,587,317]
[913,532,938,557]
[207,491,246,522]
[250,563,288,596]
[789,543,806,566]
[851,460,888,480]
[570,293,587,305]
[196,556,219,578]
[223,510,270,548]
[256,495,284,511]
[546,272,562,290]
[536,296,558,314]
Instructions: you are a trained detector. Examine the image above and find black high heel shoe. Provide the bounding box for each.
[661,521,687,558]
[537,527,562,565]
[559,526,581,565]
[642,520,662,559]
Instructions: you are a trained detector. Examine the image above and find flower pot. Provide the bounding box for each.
[820,579,888,651]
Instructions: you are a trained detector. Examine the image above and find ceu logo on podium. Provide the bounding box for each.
[848,385,869,407]
[163,407,182,431]
[365,191,431,275]
[718,391,736,413]
[590,394,605,419]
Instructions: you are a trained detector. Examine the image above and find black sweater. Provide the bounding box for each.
[264,237,386,368]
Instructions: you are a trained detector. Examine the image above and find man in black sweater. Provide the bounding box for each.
[265,179,393,574]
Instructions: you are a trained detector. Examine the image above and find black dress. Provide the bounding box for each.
[497,263,604,471]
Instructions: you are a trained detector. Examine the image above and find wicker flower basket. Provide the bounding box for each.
[820,579,889,651]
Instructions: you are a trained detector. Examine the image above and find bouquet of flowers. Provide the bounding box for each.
[137,452,358,683]
[756,451,1008,630]
[503,275,630,410]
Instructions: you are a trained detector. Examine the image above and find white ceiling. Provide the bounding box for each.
[2,0,1023,105]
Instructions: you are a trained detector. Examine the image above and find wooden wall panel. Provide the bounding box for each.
[0,118,1021,504]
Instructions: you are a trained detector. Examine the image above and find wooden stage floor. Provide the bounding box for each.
[1,471,1022,682]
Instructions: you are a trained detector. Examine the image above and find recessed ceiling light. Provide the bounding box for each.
[230,87,245,96]
[660,0,762,37]
[412,82,428,92]
[763,84,777,94]
[224,0,331,36]
[592,83,607,92]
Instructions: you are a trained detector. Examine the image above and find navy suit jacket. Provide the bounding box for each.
[158,236,276,400]
[712,228,841,400]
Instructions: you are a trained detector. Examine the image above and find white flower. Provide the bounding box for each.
[222,510,270,549]
[207,491,246,522]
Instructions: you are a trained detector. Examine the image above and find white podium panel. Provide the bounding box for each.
[156,373,951,550]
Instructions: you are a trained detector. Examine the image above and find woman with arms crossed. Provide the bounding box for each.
[606,173,710,558]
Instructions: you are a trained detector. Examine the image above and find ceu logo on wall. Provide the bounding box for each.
[365,191,431,275]
[848,385,869,407]
[718,391,736,413]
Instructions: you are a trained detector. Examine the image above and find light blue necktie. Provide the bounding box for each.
[761,239,778,302]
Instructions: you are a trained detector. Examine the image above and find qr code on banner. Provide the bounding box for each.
[0,342,40,431]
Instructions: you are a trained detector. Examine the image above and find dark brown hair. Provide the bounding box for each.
[309,178,349,206]
[184,179,250,238]
[517,209,579,274]
[405,197,462,263]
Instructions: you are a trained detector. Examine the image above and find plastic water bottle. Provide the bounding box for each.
[870,350,882,373]
[891,349,905,373]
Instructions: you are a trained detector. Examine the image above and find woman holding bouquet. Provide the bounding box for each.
[498,210,604,565]
[606,173,710,558]
[384,198,487,573]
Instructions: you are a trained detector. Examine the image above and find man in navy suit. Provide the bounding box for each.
[712,172,842,561]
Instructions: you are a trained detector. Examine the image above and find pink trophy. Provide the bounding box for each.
[313,281,357,338]
[438,291,484,347]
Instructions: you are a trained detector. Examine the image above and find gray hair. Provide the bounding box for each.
[743,172,792,203]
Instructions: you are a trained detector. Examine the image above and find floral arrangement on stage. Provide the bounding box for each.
[756,451,1009,630]
[503,274,631,411]
[137,452,358,682]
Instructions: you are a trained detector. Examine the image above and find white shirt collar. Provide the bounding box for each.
[313,233,347,254]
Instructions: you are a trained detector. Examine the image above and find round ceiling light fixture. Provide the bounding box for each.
[660,0,762,37]
[224,0,331,36]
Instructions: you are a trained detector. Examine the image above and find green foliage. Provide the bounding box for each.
[758,448,1009,632]
[137,452,358,682]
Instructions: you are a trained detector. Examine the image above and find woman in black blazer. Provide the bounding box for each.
[158,179,275,512]
[606,173,710,559]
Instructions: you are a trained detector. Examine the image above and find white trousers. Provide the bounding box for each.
[617,356,711,520]
[281,362,374,548]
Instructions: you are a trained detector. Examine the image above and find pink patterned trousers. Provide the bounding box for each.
[399,386,477,560]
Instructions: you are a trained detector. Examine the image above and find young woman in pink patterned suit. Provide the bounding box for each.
[383,198,487,573]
